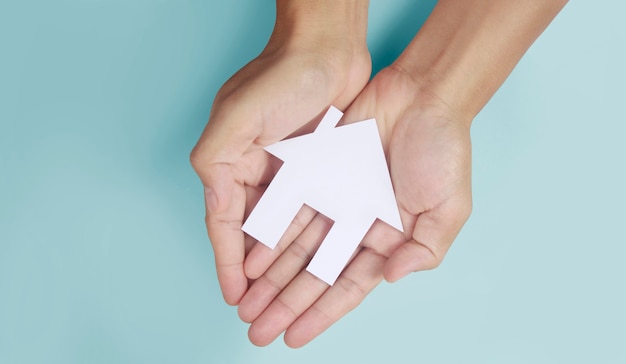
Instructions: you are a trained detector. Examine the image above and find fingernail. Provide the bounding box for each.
[205,187,218,212]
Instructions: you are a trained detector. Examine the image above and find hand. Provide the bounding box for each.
[238,67,472,347]
[190,1,371,305]
[237,0,566,346]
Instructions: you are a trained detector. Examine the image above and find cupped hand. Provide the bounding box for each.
[238,66,473,347]
[190,35,371,306]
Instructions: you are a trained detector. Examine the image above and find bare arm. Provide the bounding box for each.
[394,0,569,124]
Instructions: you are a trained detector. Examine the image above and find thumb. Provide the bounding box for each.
[196,162,234,215]
[190,144,247,305]
[383,197,471,282]
[190,108,255,213]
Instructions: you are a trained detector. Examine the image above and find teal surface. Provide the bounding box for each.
[1,1,625,363]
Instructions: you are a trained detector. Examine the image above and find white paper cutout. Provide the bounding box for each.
[242,106,403,285]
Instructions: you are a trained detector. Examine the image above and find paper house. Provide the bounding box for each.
[242,106,403,285]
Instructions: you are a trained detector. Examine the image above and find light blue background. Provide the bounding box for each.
[1,1,624,363]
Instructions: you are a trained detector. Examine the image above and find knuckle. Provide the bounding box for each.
[337,275,367,301]
[273,241,285,255]
[290,214,306,231]
[462,197,473,219]
[189,145,207,171]
[275,296,299,320]
[207,216,243,231]
[287,240,312,263]
[310,305,335,327]
[405,240,442,271]
[451,197,473,225]
[261,274,283,292]
[426,256,443,270]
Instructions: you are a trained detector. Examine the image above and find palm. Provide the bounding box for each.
[238,68,472,347]
[191,48,371,305]
[355,72,472,278]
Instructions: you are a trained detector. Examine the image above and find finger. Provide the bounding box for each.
[359,214,414,257]
[283,248,385,348]
[193,149,279,306]
[244,204,318,279]
[237,149,283,188]
[247,270,329,347]
[238,214,332,323]
[192,103,261,168]
[189,110,261,221]
[204,168,248,306]
[244,234,256,256]
[243,185,265,219]
[384,195,472,282]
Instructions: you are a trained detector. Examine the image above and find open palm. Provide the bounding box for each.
[238,67,472,347]
[190,47,371,306]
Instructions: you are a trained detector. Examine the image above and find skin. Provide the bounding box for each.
[190,0,371,306]
[191,0,568,348]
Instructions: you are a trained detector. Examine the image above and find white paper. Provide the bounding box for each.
[242,106,403,285]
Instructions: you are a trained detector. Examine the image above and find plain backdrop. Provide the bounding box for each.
[1,1,624,363]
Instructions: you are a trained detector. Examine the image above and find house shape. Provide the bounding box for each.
[242,106,403,285]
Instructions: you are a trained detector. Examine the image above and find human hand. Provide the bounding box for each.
[190,1,371,305]
[237,67,472,347]
[237,0,566,347]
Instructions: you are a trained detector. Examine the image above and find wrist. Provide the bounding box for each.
[390,0,567,127]
[390,48,479,129]
[381,63,474,130]
[265,0,369,66]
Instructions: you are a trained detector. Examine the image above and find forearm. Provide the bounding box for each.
[267,0,369,56]
[394,0,568,124]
